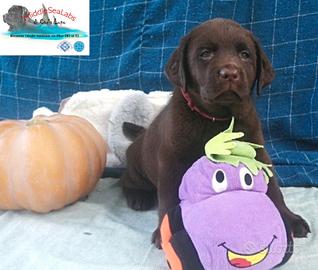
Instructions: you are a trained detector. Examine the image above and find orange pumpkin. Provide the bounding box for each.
[0,114,107,213]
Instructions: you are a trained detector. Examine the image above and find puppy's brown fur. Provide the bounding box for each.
[121,19,310,247]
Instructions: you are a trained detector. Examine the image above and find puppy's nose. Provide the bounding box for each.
[218,65,240,81]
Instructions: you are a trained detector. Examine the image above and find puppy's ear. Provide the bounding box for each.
[254,38,275,95]
[165,37,189,88]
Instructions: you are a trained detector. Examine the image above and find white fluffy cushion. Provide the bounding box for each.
[34,89,171,168]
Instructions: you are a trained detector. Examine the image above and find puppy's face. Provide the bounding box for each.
[166,19,275,112]
[187,20,258,105]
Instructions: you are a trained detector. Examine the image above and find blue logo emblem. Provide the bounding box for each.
[74,41,85,52]
[58,41,72,52]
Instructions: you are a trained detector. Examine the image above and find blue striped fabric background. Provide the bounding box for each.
[0,0,317,186]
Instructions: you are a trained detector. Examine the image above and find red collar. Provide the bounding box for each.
[181,88,231,122]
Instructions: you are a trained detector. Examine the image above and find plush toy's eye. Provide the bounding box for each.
[240,167,254,190]
[212,169,228,193]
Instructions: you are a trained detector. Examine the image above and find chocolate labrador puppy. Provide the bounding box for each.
[121,19,310,247]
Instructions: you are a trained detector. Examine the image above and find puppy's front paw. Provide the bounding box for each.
[289,215,311,238]
[151,228,162,249]
[123,187,157,211]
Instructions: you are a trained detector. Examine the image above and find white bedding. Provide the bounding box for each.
[0,178,316,270]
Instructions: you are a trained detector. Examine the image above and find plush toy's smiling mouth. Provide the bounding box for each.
[218,235,277,268]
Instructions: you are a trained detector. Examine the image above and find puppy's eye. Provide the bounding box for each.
[199,49,213,61]
[212,169,228,193]
[239,167,254,190]
[240,50,250,59]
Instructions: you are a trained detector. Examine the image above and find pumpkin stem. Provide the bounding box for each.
[26,116,48,126]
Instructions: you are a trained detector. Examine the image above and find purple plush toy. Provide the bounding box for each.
[161,119,293,270]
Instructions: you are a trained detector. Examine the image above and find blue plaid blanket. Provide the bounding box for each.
[0,0,317,187]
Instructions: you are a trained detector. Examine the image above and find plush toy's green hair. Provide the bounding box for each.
[204,118,273,183]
